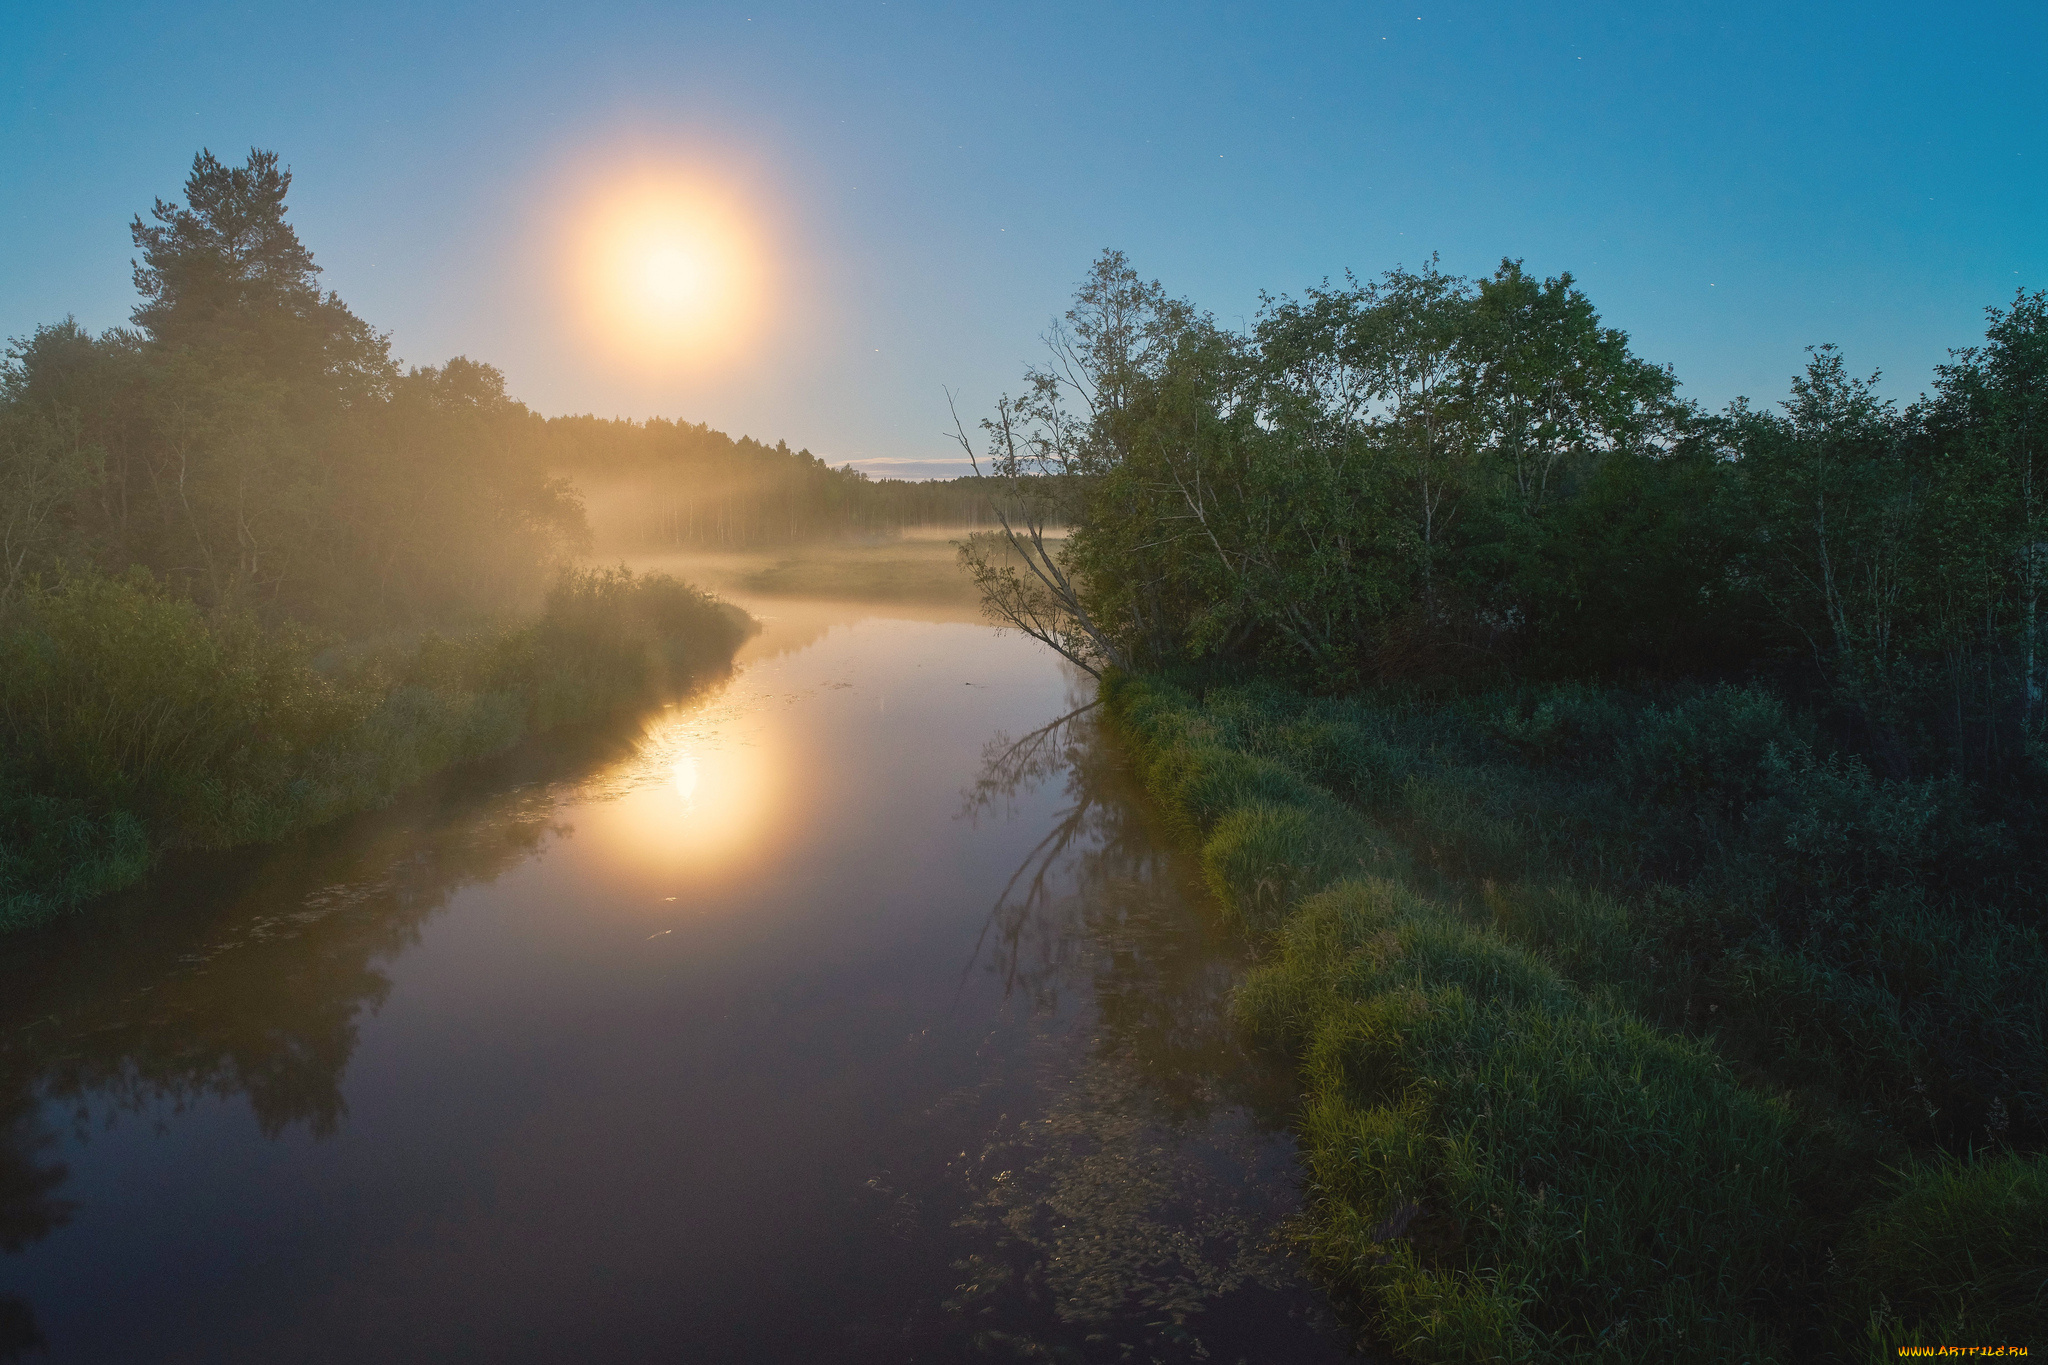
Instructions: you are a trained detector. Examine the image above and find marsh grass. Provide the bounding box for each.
[0,565,749,929]
[1844,1152,2048,1348]
[1166,677,2048,1156]
[1103,671,2047,1358]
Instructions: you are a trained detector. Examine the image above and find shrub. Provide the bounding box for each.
[0,565,748,928]
[0,785,149,930]
[0,569,361,827]
[1107,678,1823,1360]
[1216,674,2048,1152]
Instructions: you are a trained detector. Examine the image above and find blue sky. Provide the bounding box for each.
[4,1,2042,478]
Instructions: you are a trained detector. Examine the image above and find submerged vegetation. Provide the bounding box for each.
[0,149,751,927]
[963,252,2048,1356]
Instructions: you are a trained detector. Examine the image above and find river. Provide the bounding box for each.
[0,588,1356,1363]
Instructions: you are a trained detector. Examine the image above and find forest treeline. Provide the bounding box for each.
[968,252,2047,1357]
[975,252,2048,769]
[547,418,1010,551]
[2,149,583,633]
[0,149,771,926]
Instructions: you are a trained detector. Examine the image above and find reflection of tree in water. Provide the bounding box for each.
[957,699,1121,1007]
[0,739,597,1357]
[959,698,1295,1122]
[913,703,1347,1362]
[0,686,1351,1363]
[0,1090,67,1360]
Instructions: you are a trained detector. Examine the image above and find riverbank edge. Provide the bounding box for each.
[1,569,755,933]
[1099,671,2046,1361]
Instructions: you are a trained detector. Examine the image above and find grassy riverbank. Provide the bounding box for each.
[1104,672,2046,1360]
[0,566,750,930]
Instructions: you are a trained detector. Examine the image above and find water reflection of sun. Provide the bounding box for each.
[582,704,782,894]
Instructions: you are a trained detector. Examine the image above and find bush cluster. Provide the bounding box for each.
[0,565,748,928]
[1105,672,2045,1360]
[1220,679,2045,1156]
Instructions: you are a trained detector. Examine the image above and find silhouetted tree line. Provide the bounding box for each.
[551,419,1013,551]
[967,251,2047,785]
[0,149,989,637]
[2,150,590,635]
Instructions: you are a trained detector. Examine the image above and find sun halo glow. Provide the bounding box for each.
[571,174,764,366]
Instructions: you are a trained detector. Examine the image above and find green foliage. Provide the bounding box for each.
[0,787,150,928]
[1109,678,1823,1360]
[0,566,746,929]
[0,147,758,929]
[1841,1152,2048,1346]
[1295,979,1803,1363]
[0,568,356,827]
[969,238,2048,1362]
[1108,674,2041,1359]
[0,397,100,597]
[501,566,748,729]
[129,147,391,401]
[977,256,2048,787]
[4,150,585,633]
[974,252,1704,685]
[1198,676,2048,1154]
[8,138,989,634]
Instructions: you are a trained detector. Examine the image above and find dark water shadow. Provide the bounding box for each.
[0,703,693,1349]
[840,702,1359,1362]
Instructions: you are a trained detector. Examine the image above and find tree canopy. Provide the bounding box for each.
[966,250,2048,779]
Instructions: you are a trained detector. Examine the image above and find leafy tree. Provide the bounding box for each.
[949,252,1183,675]
[1,148,592,628]
[130,148,390,404]
[1466,260,1679,516]
[1718,347,1924,770]
[1922,290,2048,745]
[962,252,1690,685]
[0,404,99,600]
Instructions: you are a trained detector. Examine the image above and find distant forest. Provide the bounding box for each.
[542,417,1005,552]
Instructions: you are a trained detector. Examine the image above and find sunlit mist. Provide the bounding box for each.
[569,168,766,368]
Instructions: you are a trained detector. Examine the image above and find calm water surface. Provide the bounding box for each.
[0,597,1354,1362]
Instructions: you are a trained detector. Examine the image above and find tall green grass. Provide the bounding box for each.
[1168,677,2048,1156]
[0,565,749,929]
[1844,1152,2048,1349]
[1103,671,2047,1359]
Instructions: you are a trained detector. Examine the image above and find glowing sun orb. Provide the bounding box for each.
[571,172,764,365]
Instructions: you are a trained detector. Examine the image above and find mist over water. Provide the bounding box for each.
[0,569,1354,1363]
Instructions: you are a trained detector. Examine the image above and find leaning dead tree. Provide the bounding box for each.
[949,382,1127,676]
